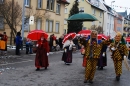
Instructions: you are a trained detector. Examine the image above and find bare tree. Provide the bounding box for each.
[91,25,103,34]
[20,7,50,31]
[0,0,50,45]
[0,0,22,45]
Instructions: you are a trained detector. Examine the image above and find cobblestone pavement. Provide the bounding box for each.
[0,49,130,86]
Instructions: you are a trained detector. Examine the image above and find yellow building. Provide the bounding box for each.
[0,0,69,43]
[64,0,104,32]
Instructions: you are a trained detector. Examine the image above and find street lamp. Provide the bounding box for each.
[21,0,25,39]
[111,1,115,9]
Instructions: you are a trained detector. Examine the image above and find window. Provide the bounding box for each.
[112,24,114,30]
[46,0,49,9]
[36,19,42,30]
[46,0,55,11]
[0,16,4,29]
[25,0,30,7]
[117,27,121,31]
[0,0,4,4]
[107,23,109,29]
[55,22,59,33]
[46,20,49,32]
[82,27,86,30]
[79,7,84,12]
[92,9,95,15]
[92,21,95,25]
[64,29,66,34]
[118,20,122,24]
[37,0,42,9]
[109,24,111,30]
[99,22,101,26]
[100,12,102,17]
[45,20,53,32]
[65,8,67,13]
[24,17,29,31]
[64,19,67,24]
[49,20,53,32]
[56,4,60,14]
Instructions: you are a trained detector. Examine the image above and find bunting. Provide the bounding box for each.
[110,5,130,9]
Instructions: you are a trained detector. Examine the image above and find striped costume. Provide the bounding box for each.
[110,42,128,76]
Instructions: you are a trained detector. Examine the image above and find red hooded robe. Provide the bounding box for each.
[35,38,50,68]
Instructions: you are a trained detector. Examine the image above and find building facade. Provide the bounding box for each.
[114,14,123,33]
[0,0,69,44]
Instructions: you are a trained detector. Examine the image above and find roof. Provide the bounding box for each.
[86,0,105,12]
[57,0,70,4]
[91,5,104,11]
[117,11,127,17]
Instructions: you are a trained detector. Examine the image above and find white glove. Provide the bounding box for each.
[102,53,105,57]
[111,47,116,51]
[47,53,49,56]
[124,56,126,58]
[65,49,67,52]
[36,44,39,47]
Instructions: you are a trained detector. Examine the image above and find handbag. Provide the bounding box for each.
[82,56,87,67]
[81,48,85,55]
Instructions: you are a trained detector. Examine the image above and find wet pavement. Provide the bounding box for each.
[0,49,130,86]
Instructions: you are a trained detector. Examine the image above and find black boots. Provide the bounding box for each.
[84,79,93,84]
[36,68,40,71]
[116,75,120,81]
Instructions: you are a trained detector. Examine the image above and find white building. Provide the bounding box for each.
[99,0,115,36]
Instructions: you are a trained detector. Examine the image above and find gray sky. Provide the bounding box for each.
[105,0,130,14]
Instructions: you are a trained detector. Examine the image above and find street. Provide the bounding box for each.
[0,49,130,86]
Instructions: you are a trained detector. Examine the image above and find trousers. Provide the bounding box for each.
[113,60,122,76]
[85,58,98,80]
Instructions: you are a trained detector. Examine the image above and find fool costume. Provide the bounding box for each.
[35,37,49,70]
[62,38,75,64]
[110,32,128,81]
[84,30,102,83]
[84,31,111,83]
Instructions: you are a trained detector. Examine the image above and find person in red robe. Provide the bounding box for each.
[35,35,50,71]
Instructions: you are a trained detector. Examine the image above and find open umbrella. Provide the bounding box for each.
[67,13,98,21]
[78,30,91,35]
[98,34,108,40]
[27,30,48,41]
[62,33,76,44]
[126,37,130,42]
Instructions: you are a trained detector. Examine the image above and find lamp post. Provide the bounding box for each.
[111,1,115,9]
[21,0,25,39]
[109,1,115,36]
[21,0,25,50]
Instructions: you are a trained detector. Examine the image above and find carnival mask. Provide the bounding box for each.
[114,32,122,42]
[91,31,97,39]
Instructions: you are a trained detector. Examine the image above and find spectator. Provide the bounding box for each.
[15,32,22,55]
[2,32,8,54]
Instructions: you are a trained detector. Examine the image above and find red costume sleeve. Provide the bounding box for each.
[45,41,50,53]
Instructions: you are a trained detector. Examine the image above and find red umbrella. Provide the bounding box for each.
[62,33,76,44]
[98,34,108,40]
[78,30,91,35]
[126,37,130,42]
[27,30,48,41]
